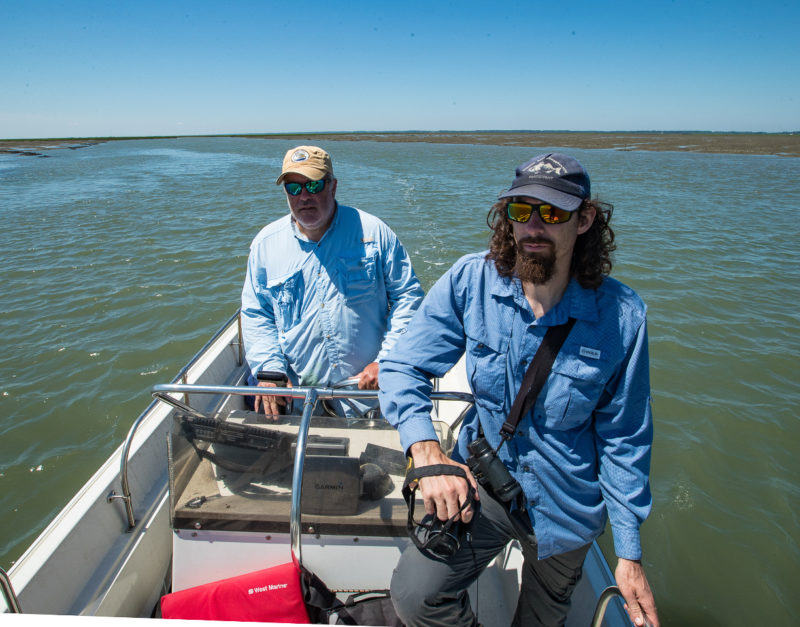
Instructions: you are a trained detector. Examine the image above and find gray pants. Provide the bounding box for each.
[391,485,590,627]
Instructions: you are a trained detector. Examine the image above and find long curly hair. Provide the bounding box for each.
[485,198,616,290]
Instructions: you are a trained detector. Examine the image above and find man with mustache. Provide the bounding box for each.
[241,146,423,416]
[380,153,659,626]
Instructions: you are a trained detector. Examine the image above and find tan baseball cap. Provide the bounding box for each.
[276,146,334,184]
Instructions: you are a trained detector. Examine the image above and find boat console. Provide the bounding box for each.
[157,383,463,593]
[169,408,453,537]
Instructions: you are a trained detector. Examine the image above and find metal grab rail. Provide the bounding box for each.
[106,409,151,528]
[151,383,473,408]
[590,585,624,627]
[1,566,22,613]
[290,388,317,566]
[108,310,243,530]
[150,382,474,568]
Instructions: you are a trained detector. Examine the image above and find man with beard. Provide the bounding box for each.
[241,146,423,416]
[379,153,659,627]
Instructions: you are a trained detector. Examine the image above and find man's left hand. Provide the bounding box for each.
[615,558,659,627]
[356,362,379,390]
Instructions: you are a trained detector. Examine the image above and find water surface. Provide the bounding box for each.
[1,137,798,625]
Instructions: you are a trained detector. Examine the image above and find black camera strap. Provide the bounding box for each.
[499,317,577,442]
[402,465,474,515]
[402,465,476,556]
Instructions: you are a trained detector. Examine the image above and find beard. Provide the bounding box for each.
[514,238,556,284]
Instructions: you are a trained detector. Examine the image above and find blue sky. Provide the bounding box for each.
[2,0,798,139]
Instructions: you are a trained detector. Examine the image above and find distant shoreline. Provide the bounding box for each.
[0,139,106,157]
[2,131,798,157]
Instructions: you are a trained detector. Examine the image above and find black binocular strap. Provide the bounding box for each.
[499,317,577,441]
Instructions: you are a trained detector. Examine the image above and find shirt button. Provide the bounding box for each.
[320,302,325,308]
[523,465,531,472]
[520,359,528,366]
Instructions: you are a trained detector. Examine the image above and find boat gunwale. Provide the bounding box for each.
[5,313,245,615]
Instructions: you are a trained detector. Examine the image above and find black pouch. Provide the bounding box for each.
[300,565,339,623]
[330,590,404,626]
[301,566,404,626]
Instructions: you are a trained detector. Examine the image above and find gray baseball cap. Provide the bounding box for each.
[498,153,591,211]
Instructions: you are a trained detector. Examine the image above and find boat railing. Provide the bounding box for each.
[591,585,625,627]
[1,566,22,614]
[108,310,244,529]
[151,382,474,568]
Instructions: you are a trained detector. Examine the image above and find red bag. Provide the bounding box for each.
[161,560,311,623]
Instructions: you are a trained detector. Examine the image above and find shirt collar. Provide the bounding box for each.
[489,271,517,300]
[290,202,340,244]
[551,278,600,324]
[492,272,600,326]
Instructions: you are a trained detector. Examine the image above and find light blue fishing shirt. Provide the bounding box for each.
[379,252,653,561]
[241,204,423,392]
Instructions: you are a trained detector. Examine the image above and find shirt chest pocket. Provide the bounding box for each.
[466,335,508,411]
[538,355,608,430]
[338,251,378,304]
[266,271,304,332]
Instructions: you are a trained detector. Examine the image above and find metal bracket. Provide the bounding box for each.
[108,310,245,530]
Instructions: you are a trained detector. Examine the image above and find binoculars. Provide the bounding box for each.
[466,437,522,503]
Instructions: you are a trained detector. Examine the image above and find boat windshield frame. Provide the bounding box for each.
[152,382,473,568]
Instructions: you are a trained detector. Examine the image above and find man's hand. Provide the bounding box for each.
[253,379,293,420]
[356,362,380,390]
[615,558,659,627]
[409,440,479,523]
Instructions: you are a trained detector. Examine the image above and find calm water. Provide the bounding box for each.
[1,137,798,624]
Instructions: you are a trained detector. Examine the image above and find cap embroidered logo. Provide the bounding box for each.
[291,149,309,162]
[525,156,567,176]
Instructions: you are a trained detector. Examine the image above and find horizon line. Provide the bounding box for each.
[2,129,799,142]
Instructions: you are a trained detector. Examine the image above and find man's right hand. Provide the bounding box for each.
[409,440,479,523]
[615,558,660,627]
[253,379,292,420]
